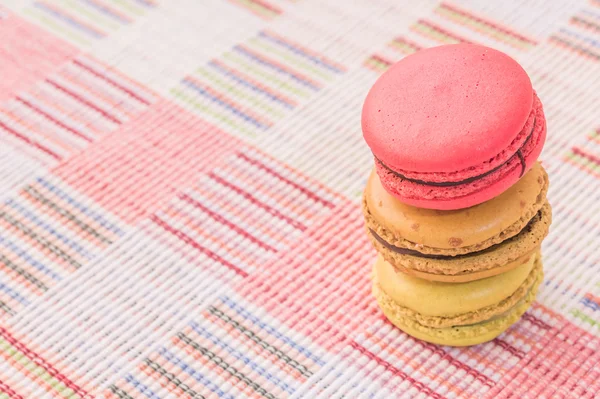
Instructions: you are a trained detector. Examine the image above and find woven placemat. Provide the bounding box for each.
[0,0,598,397]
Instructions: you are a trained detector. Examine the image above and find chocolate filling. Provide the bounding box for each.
[375,117,536,187]
[370,210,540,260]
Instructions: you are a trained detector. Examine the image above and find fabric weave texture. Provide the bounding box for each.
[0,0,599,398]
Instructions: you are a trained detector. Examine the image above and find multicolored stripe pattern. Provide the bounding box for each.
[19,0,158,46]
[108,294,325,399]
[0,326,89,399]
[550,6,600,60]
[434,3,537,50]
[364,1,538,73]
[52,100,244,224]
[566,146,600,177]
[227,0,284,20]
[171,30,347,140]
[231,203,378,354]
[0,55,156,165]
[148,147,341,277]
[0,176,124,320]
[0,0,599,398]
[364,37,421,72]
[589,128,600,144]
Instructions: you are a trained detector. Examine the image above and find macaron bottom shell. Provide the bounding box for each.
[362,160,552,281]
[373,256,543,347]
[368,202,550,280]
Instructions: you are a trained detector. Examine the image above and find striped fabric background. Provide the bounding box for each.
[0,0,599,398]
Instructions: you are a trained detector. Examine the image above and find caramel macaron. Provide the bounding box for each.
[363,162,551,282]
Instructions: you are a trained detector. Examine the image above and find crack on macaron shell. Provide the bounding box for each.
[372,253,541,329]
[365,201,551,276]
[363,169,549,257]
[376,94,546,205]
[373,259,543,346]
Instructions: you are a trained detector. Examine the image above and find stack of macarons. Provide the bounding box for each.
[361,44,552,346]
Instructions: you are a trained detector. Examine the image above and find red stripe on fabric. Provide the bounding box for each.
[209,172,307,231]
[494,337,525,359]
[226,0,274,20]
[572,147,600,166]
[237,152,335,208]
[0,120,62,160]
[393,36,422,51]
[522,313,552,330]
[376,318,494,388]
[417,20,472,43]
[421,342,494,388]
[73,59,152,106]
[0,379,24,399]
[585,292,600,306]
[45,79,122,125]
[247,0,281,14]
[550,35,600,60]
[0,328,88,398]
[369,54,393,66]
[16,97,93,143]
[571,16,600,34]
[151,215,249,277]
[179,192,278,252]
[439,2,537,44]
[350,340,444,399]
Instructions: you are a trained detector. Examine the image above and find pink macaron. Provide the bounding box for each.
[362,44,546,210]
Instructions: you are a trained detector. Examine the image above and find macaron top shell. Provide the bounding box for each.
[374,253,536,317]
[362,43,533,174]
